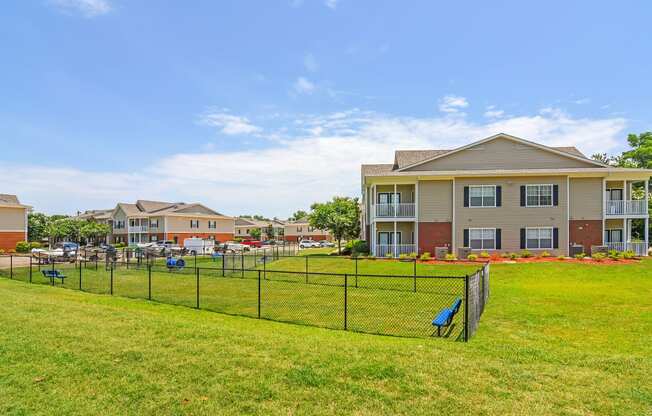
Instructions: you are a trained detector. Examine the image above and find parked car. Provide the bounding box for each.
[183,237,215,255]
[319,240,335,247]
[241,240,263,248]
[299,239,320,249]
[220,242,250,252]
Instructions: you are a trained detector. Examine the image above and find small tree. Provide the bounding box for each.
[28,212,50,242]
[250,228,262,240]
[290,210,308,221]
[46,217,83,246]
[308,197,360,254]
[80,221,111,245]
[264,223,275,240]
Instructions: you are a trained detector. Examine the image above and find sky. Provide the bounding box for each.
[1,1,651,217]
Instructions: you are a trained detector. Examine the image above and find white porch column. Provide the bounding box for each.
[393,183,398,217]
[393,220,397,257]
[646,179,649,255]
[602,178,607,245]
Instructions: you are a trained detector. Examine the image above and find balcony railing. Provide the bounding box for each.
[605,200,647,216]
[128,225,149,233]
[374,244,417,257]
[375,203,416,218]
[606,242,648,256]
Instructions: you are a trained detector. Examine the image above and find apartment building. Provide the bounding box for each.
[361,133,652,257]
[0,194,30,251]
[111,200,234,245]
[283,217,331,242]
[235,218,286,240]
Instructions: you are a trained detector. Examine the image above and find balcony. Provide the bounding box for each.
[606,242,648,256]
[605,200,647,216]
[128,225,149,233]
[375,203,416,218]
[375,243,417,257]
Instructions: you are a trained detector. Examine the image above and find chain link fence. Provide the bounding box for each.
[0,254,489,341]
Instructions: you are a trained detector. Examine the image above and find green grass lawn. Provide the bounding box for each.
[0,259,651,415]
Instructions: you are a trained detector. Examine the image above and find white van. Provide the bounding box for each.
[183,238,215,255]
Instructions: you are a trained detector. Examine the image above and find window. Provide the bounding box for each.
[377,232,401,245]
[469,185,496,207]
[237,229,241,234]
[606,188,623,201]
[150,219,159,228]
[130,219,136,227]
[114,220,125,229]
[377,192,400,204]
[150,235,157,242]
[190,220,199,228]
[208,221,216,229]
[470,228,495,250]
[605,229,623,243]
[297,227,303,232]
[526,184,553,207]
[308,226,314,232]
[526,227,553,249]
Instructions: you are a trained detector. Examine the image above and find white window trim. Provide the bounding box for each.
[605,228,624,243]
[525,226,554,249]
[469,227,496,250]
[377,231,402,245]
[525,184,554,208]
[468,185,497,208]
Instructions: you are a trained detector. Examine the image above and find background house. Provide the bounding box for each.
[235,218,286,240]
[111,200,234,245]
[283,217,331,242]
[0,194,30,251]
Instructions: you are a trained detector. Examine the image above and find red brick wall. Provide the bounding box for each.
[0,231,25,252]
[418,222,452,254]
[569,220,603,255]
[167,233,234,244]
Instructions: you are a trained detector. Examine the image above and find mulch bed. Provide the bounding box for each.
[416,257,640,265]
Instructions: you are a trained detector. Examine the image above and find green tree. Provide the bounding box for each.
[46,217,82,245]
[591,153,614,165]
[290,210,308,221]
[308,197,360,254]
[620,132,652,168]
[28,212,51,242]
[80,221,111,245]
[264,223,275,240]
[250,228,262,240]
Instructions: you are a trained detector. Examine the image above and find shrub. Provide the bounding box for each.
[479,251,490,258]
[399,253,408,260]
[574,253,586,260]
[467,253,478,261]
[0,249,5,254]
[444,253,457,261]
[520,250,533,258]
[419,252,432,261]
[385,252,393,258]
[540,251,551,258]
[622,250,636,259]
[343,239,369,256]
[114,242,127,249]
[408,252,418,259]
[592,252,606,262]
[15,241,30,253]
[557,255,566,260]
[367,255,376,260]
[607,250,622,261]
[509,252,519,260]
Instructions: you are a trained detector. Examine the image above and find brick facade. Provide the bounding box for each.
[569,220,603,255]
[418,222,452,254]
[0,231,26,252]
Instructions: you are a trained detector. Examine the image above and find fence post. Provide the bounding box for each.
[257,270,261,318]
[413,258,417,293]
[10,255,12,279]
[263,255,266,280]
[51,260,55,286]
[110,262,114,295]
[194,252,197,273]
[148,263,152,300]
[221,254,225,277]
[126,250,130,269]
[79,258,82,290]
[241,253,244,278]
[344,273,348,330]
[196,267,200,309]
[305,256,308,284]
[29,255,33,283]
[464,274,469,342]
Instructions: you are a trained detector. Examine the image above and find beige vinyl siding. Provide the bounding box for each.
[166,216,234,233]
[375,184,415,203]
[454,176,568,254]
[418,180,452,222]
[375,222,415,243]
[405,137,599,171]
[569,177,603,220]
[112,208,128,234]
[173,205,217,215]
[0,207,27,231]
[605,219,624,229]
[284,224,329,237]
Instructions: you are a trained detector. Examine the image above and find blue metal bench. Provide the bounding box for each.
[432,297,462,337]
[42,269,67,284]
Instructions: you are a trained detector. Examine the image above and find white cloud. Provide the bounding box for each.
[484,105,505,119]
[325,0,339,9]
[573,98,591,105]
[303,53,319,72]
[2,108,627,217]
[199,111,261,135]
[293,77,316,95]
[49,0,111,17]
[438,95,469,113]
